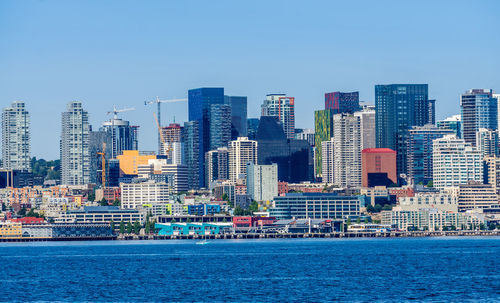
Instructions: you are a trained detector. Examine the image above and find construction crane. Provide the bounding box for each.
[106,106,136,158]
[153,113,168,156]
[97,142,106,188]
[144,97,187,154]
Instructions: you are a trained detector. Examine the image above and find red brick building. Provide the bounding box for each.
[362,148,397,187]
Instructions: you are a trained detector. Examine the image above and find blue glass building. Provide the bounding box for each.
[224,95,248,139]
[460,89,497,145]
[375,84,433,176]
[188,88,225,188]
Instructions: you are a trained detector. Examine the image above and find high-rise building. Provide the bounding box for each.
[205,147,229,187]
[183,120,200,189]
[261,94,295,139]
[321,138,334,184]
[325,91,359,114]
[61,102,90,185]
[354,109,376,150]
[432,135,483,189]
[437,115,462,138]
[256,116,313,183]
[331,113,362,187]
[314,109,334,179]
[224,95,248,139]
[247,118,259,140]
[476,128,499,158]
[294,128,315,147]
[89,129,112,185]
[460,89,497,145]
[2,101,31,171]
[160,123,183,156]
[362,148,397,187]
[100,118,138,158]
[228,137,258,182]
[406,124,454,185]
[427,99,436,125]
[162,164,189,193]
[246,163,278,202]
[209,103,231,150]
[495,93,500,131]
[188,87,225,188]
[375,84,433,175]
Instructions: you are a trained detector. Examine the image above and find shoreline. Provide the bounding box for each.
[2,230,500,242]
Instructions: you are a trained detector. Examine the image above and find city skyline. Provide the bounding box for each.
[1,0,499,159]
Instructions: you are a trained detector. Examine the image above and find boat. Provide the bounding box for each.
[196,240,209,245]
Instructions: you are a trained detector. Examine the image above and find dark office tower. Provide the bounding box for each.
[256,116,312,183]
[460,89,497,145]
[261,94,295,139]
[209,103,231,150]
[247,118,260,140]
[324,92,359,114]
[406,124,454,185]
[183,120,200,189]
[375,84,431,176]
[224,95,248,139]
[89,128,112,185]
[188,87,225,188]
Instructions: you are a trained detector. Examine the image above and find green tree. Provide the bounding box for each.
[356,217,361,224]
[366,204,375,213]
[1,203,6,211]
[17,208,27,217]
[110,220,115,230]
[88,192,95,202]
[346,218,351,226]
[133,220,141,235]
[374,204,383,213]
[26,209,40,218]
[364,218,369,224]
[119,221,125,234]
[382,204,393,211]
[100,198,108,206]
[171,218,176,223]
[126,222,133,234]
[186,218,192,223]
[249,201,259,214]
[427,181,434,188]
[113,199,120,206]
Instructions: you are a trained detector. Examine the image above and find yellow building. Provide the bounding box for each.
[0,221,22,238]
[117,150,156,175]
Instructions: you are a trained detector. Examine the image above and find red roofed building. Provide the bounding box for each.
[11,217,45,224]
[362,148,397,187]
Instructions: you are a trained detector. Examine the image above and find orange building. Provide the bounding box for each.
[116,150,156,175]
[362,148,397,187]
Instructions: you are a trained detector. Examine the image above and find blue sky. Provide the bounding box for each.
[1,0,499,159]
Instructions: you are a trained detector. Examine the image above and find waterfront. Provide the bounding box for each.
[1,238,500,302]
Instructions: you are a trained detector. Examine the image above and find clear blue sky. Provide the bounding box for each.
[1,0,499,159]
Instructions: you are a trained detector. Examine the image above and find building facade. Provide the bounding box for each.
[246,163,278,202]
[2,101,31,171]
[314,109,334,179]
[61,102,90,185]
[476,128,499,157]
[460,89,497,145]
[183,120,200,189]
[437,115,462,138]
[432,135,483,189]
[225,95,248,139]
[361,148,397,187]
[332,113,362,187]
[120,181,171,209]
[324,91,359,114]
[375,84,433,175]
[261,94,295,139]
[228,137,258,182]
[100,118,138,158]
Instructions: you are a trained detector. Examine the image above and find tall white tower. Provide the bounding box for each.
[2,101,31,171]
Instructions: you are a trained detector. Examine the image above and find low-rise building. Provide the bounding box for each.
[54,206,145,224]
[0,221,22,238]
[398,193,458,212]
[458,182,499,212]
[121,181,170,209]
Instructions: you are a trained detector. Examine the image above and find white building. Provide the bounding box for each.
[432,135,483,189]
[398,193,458,212]
[332,113,362,187]
[2,101,31,171]
[476,128,499,157]
[321,138,334,184]
[120,181,171,209]
[229,137,258,182]
[261,94,295,139]
[354,109,375,150]
[61,102,90,185]
[246,163,278,202]
[162,164,189,193]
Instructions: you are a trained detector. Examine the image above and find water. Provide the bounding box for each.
[1,238,500,302]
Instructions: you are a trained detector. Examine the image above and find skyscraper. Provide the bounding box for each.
[406,124,454,185]
[476,128,499,158]
[100,118,138,158]
[188,87,225,188]
[228,137,258,182]
[375,84,433,176]
[314,109,334,179]
[2,101,31,171]
[437,115,462,138]
[205,147,229,187]
[332,113,362,187]
[460,89,497,145]
[89,128,111,185]
[246,163,278,202]
[224,95,248,139]
[321,138,334,184]
[325,91,359,114]
[61,101,90,185]
[354,109,376,150]
[247,118,260,140]
[261,94,295,139]
[209,103,231,150]
[160,123,183,161]
[183,120,200,189]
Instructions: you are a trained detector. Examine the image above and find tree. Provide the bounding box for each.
[88,192,95,202]
[26,209,40,218]
[374,204,383,213]
[346,218,351,226]
[113,199,120,206]
[145,221,151,234]
[186,218,192,223]
[356,217,361,224]
[427,181,434,188]
[364,218,369,224]
[366,204,375,213]
[17,208,27,217]
[382,204,393,211]
[100,198,108,206]
[119,221,125,234]
[171,218,176,224]
[126,222,133,234]
[1,203,6,211]
[133,220,141,235]
[249,201,259,214]
[110,220,115,230]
